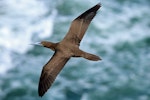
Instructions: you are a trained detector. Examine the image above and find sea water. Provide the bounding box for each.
[0,0,150,100]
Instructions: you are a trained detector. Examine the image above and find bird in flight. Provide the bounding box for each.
[33,3,101,97]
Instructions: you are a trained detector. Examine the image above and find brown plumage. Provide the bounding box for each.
[34,3,101,97]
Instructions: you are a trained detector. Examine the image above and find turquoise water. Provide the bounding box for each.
[0,0,150,100]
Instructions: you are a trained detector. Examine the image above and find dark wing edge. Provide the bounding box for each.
[63,3,101,45]
[38,52,70,97]
[75,3,101,20]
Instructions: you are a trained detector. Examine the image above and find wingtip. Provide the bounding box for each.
[38,82,48,97]
[39,93,44,97]
[38,88,44,97]
[90,2,101,12]
[39,94,43,97]
[97,2,101,6]
[38,73,55,97]
[38,87,44,97]
[95,2,101,9]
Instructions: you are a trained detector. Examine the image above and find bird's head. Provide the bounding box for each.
[30,41,56,51]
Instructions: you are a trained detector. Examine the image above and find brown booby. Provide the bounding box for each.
[33,3,101,97]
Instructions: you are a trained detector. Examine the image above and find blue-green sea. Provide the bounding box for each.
[0,0,150,100]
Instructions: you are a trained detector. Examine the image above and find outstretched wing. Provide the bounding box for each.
[38,52,70,97]
[63,3,101,45]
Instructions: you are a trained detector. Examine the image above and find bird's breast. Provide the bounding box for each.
[56,42,78,57]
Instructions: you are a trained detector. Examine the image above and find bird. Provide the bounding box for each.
[33,3,101,97]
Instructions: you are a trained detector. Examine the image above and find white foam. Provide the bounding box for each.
[94,2,150,46]
[0,0,56,74]
[0,0,56,54]
[0,50,12,75]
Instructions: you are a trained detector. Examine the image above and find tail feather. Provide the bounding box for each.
[74,49,101,61]
[83,53,101,61]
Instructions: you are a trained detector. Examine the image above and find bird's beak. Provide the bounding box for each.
[30,42,43,46]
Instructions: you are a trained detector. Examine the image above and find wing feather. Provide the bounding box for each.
[38,52,70,97]
[63,3,101,45]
